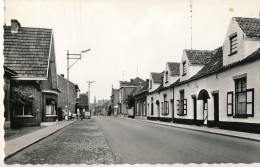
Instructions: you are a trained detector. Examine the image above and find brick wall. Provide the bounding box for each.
[57,75,78,113]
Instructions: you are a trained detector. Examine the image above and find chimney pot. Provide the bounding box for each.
[11,19,21,33]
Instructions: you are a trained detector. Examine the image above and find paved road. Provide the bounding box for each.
[5,119,119,165]
[95,116,260,164]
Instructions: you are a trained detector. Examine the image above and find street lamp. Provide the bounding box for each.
[87,81,95,115]
[66,49,91,121]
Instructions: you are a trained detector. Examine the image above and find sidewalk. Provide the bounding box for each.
[127,118,260,142]
[4,120,76,158]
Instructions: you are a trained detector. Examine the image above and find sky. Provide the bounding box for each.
[2,0,260,103]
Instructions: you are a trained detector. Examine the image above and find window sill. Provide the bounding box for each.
[177,114,186,116]
[46,115,58,117]
[13,115,33,118]
[233,115,248,118]
[228,51,237,56]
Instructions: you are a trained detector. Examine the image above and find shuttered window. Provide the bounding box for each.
[230,33,237,54]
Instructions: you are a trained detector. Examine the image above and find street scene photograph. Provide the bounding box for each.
[1,0,260,166]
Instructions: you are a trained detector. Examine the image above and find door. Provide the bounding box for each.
[192,97,197,124]
[213,93,219,126]
[203,99,208,125]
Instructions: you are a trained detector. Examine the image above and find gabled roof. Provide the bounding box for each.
[185,49,213,65]
[3,25,52,78]
[127,77,146,86]
[234,17,260,37]
[190,47,223,80]
[167,62,180,76]
[178,47,260,86]
[151,72,164,83]
[134,82,149,96]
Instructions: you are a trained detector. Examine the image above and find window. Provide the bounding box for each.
[161,102,164,115]
[46,99,56,115]
[150,80,152,89]
[178,90,187,115]
[228,77,254,117]
[165,71,169,83]
[162,95,169,115]
[182,61,186,76]
[147,103,149,116]
[230,33,237,55]
[227,92,233,116]
[14,102,32,116]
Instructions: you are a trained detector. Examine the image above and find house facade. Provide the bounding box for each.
[134,81,149,120]
[110,88,119,116]
[146,62,180,122]
[173,17,260,133]
[147,72,164,120]
[57,74,80,114]
[118,77,146,117]
[4,19,60,128]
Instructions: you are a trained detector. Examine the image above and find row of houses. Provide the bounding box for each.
[110,17,260,134]
[3,19,89,129]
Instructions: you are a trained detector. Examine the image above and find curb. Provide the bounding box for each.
[4,120,77,159]
[126,118,260,142]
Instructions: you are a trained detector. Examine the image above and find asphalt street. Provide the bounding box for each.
[95,116,260,164]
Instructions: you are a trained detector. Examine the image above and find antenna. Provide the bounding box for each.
[190,0,193,50]
[136,64,138,77]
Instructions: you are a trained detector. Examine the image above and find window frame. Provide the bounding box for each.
[229,33,238,55]
[227,91,233,116]
[14,102,33,116]
[182,61,187,76]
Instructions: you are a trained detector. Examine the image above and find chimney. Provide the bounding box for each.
[60,74,64,77]
[11,19,21,33]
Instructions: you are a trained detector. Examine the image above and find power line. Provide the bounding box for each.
[62,0,72,49]
[73,0,78,51]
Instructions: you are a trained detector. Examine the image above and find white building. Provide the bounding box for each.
[173,17,260,133]
[147,62,180,122]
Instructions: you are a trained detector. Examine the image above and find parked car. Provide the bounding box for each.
[84,111,91,119]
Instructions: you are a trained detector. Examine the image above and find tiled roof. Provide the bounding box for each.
[185,49,213,65]
[151,72,164,83]
[167,62,180,75]
[3,25,52,78]
[178,47,260,86]
[191,47,223,80]
[127,77,146,86]
[235,17,260,37]
[134,82,149,96]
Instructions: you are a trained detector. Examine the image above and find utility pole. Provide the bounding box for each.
[87,81,95,115]
[66,49,90,121]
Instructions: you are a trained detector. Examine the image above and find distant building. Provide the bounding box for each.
[118,77,146,117]
[57,74,80,114]
[4,19,61,128]
[77,93,89,113]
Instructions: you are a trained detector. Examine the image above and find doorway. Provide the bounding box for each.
[192,96,197,124]
[198,89,210,125]
[213,93,219,126]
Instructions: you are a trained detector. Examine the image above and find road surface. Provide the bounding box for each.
[95,116,260,164]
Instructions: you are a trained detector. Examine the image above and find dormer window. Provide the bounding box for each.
[165,71,168,83]
[229,33,237,55]
[182,61,186,76]
[150,80,152,89]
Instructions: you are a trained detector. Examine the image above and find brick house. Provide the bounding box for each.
[4,67,17,129]
[173,17,260,133]
[77,93,89,114]
[118,77,146,117]
[57,74,80,114]
[133,81,149,120]
[110,88,119,116]
[4,19,61,128]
